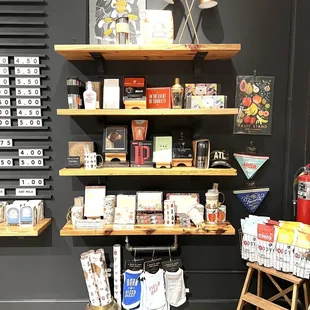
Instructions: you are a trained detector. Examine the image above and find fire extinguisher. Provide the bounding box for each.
[293,164,310,224]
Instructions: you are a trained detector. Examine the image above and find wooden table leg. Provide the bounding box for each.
[237,267,254,310]
[257,270,262,310]
[291,284,299,310]
[303,282,309,309]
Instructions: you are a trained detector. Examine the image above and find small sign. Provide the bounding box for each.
[0,88,9,96]
[19,158,43,166]
[16,88,40,97]
[19,178,44,186]
[19,149,43,157]
[0,98,10,106]
[18,119,42,127]
[0,108,10,117]
[0,57,8,64]
[17,108,41,117]
[14,56,39,65]
[16,188,36,196]
[16,77,40,86]
[0,158,13,166]
[15,67,40,75]
[0,78,9,85]
[0,119,11,127]
[0,139,12,147]
[16,98,41,106]
[65,156,81,168]
[0,188,5,196]
[0,67,9,75]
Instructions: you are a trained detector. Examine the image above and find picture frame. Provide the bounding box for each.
[102,126,128,153]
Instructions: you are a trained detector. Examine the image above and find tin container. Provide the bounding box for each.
[164,200,175,226]
[206,207,218,224]
[218,205,226,222]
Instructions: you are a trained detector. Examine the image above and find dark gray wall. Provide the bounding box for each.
[0,0,307,309]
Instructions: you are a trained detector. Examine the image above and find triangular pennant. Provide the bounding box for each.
[234,153,269,179]
[233,188,269,213]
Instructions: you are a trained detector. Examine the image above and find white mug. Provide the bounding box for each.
[187,204,205,227]
[84,152,103,170]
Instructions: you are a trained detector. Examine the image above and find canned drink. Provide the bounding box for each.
[164,200,175,226]
[206,208,218,224]
[218,205,226,222]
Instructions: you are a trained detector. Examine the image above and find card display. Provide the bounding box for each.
[84,186,106,218]
[153,136,173,163]
[166,193,199,214]
[114,195,136,225]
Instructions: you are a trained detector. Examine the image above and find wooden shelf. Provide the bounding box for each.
[57,108,238,116]
[0,218,51,237]
[59,167,237,177]
[54,44,241,61]
[60,221,235,236]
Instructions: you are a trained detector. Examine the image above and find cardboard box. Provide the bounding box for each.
[68,141,95,166]
[123,76,146,101]
[92,82,103,109]
[153,136,173,164]
[130,141,153,167]
[103,79,120,109]
[191,95,227,109]
[146,87,172,109]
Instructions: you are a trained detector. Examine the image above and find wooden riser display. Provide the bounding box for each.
[60,221,235,236]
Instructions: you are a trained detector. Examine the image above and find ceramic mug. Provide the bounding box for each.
[84,152,104,170]
[187,204,205,227]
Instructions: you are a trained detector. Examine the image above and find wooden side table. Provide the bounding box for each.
[237,262,309,310]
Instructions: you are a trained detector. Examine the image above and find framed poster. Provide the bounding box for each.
[233,76,275,135]
[89,0,146,45]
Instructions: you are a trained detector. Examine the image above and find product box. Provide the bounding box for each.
[185,84,221,108]
[103,79,120,109]
[84,186,106,218]
[68,141,95,166]
[123,76,146,101]
[166,193,199,215]
[137,191,163,212]
[136,212,164,224]
[20,203,37,226]
[153,136,173,164]
[6,204,20,226]
[130,141,153,167]
[146,87,172,109]
[191,95,227,109]
[92,82,103,109]
[114,195,136,225]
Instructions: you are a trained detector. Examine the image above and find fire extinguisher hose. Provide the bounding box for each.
[292,166,305,216]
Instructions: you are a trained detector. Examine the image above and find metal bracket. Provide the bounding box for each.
[193,52,208,78]
[125,235,178,253]
[90,52,105,77]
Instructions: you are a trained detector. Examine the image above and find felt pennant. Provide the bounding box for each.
[234,153,269,179]
[233,188,269,213]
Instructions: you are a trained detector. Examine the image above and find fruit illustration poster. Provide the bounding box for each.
[89,0,146,45]
[233,76,275,135]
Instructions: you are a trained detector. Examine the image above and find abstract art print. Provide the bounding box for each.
[89,0,146,45]
[233,75,275,135]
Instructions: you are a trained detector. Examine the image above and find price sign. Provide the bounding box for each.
[0,139,12,147]
[19,178,44,186]
[0,57,8,64]
[19,158,43,166]
[0,67,8,75]
[0,188,4,196]
[14,57,39,65]
[0,78,9,85]
[0,88,9,96]
[15,67,40,75]
[17,108,41,117]
[19,149,43,157]
[0,119,11,127]
[15,77,40,86]
[0,98,10,106]
[0,108,11,116]
[0,158,13,166]
[16,98,41,106]
[18,119,42,127]
[16,88,40,97]
[16,188,36,196]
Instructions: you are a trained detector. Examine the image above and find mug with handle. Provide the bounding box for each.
[84,152,104,170]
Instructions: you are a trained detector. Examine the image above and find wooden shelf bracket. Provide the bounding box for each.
[90,52,105,77]
[125,235,178,253]
[193,52,208,77]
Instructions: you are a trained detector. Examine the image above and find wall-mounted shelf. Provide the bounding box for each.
[59,167,237,177]
[0,218,51,237]
[54,44,241,61]
[57,108,238,116]
[60,221,235,236]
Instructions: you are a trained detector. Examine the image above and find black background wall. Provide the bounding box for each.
[0,0,309,309]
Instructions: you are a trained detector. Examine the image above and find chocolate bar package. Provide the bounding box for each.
[136,212,164,224]
[130,141,153,167]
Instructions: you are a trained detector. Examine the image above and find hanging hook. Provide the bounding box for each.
[168,247,172,262]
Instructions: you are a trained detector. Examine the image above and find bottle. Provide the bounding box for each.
[171,78,184,109]
[83,81,97,110]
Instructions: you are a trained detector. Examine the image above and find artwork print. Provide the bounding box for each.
[89,0,146,44]
[233,76,275,135]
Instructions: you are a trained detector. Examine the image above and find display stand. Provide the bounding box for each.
[105,153,127,163]
[124,100,146,109]
[155,162,171,169]
[172,158,193,167]
[237,262,309,310]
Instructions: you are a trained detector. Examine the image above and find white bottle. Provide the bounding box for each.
[83,81,97,110]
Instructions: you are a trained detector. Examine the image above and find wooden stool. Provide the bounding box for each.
[237,262,309,310]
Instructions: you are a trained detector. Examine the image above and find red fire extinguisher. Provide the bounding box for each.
[293,164,310,224]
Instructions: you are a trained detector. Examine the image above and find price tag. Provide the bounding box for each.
[0,108,11,116]
[19,158,43,166]
[0,158,13,166]
[15,67,40,75]
[0,57,8,64]
[17,108,41,117]
[0,188,4,196]
[14,57,39,65]
[15,77,40,86]
[0,119,11,127]
[0,67,8,75]
[16,98,41,106]
[19,149,43,157]
[16,88,40,97]
[0,98,10,106]
[18,119,42,127]
[0,88,10,96]
[0,139,12,147]
[16,188,36,196]
[19,178,44,186]
[0,78,9,85]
